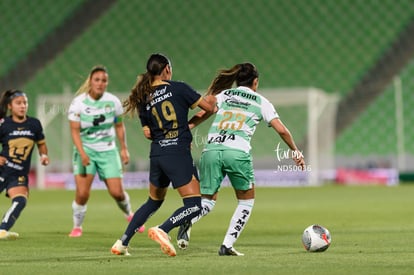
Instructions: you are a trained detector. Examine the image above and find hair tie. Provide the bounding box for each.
[9,91,26,101]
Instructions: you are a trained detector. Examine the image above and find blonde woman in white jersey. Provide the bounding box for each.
[177,63,305,255]
[67,66,143,237]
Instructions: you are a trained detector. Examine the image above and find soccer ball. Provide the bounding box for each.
[302,224,331,252]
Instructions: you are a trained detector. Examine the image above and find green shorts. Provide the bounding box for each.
[199,149,255,195]
[72,147,123,180]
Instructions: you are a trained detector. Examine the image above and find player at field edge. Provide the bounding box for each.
[0,89,49,240]
[111,53,215,257]
[176,62,306,256]
[67,66,141,238]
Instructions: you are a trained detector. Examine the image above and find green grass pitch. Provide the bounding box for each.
[0,185,413,274]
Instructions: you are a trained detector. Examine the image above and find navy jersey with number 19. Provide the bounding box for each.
[139,80,201,157]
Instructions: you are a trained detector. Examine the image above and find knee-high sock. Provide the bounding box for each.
[120,197,163,246]
[0,196,27,231]
[116,191,133,215]
[222,199,254,248]
[72,201,87,228]
[159,196,201,233]
[191,197,216,224]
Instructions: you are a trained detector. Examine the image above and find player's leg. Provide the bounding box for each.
[105,178,138,224]
[192,150,224,223]
[69,150,95,237]
[112,183,166,256]
[219,188,254,256]
[176,195,217,250]
[148,176,201,257]
[0,184,28,240]
[219,150,255,256]
[98,149,135,223]
[177,150,223,249]
[148,153,202,256]
[69,174,94,237]
[112,156,167,256]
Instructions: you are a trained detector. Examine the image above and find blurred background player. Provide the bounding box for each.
[176,63,305,255]
[111,53,215,256]
[67,66,141,237]
[0,89,49,240]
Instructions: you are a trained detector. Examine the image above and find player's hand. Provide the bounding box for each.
[81,154,90,167]
[0,157,7,166]
[143,126,152,140]
[292,150,305,170]
[40,154,49,166]
[0,156,7,166]
[294,157,305,170]
[120,148,130,165]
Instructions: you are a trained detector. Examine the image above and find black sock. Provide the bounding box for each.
[159,196,201,233]
[120,197,163,245]
[0,196,27,231]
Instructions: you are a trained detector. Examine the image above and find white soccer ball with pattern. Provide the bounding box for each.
[302,224,331,252]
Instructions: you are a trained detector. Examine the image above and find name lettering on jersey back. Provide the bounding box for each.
[150,86,172,106]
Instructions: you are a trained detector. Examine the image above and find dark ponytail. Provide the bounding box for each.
[124,53,171,116]
[207,62,259,96]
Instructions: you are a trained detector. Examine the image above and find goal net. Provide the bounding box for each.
[35,87,338,189]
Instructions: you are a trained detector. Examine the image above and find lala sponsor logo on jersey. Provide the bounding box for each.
[207,129,235,144]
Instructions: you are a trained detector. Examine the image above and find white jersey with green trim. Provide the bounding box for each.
[68,92,123,152]
[205,86,279,153]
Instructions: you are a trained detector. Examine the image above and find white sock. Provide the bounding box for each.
[222,199,254,248]
[72,201,87,228]
[116,191,133,215]
[191,198,216,224]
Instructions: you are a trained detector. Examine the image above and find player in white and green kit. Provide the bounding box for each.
[177,63,306,256]
[200,86,278,195]
[67,66,138,237]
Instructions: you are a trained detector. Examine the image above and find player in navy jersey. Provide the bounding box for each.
[111,53,215,256]
[0,89,49,240]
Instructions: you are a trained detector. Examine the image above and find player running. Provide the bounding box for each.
[176,63,305,255]
[111,53,215,256]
